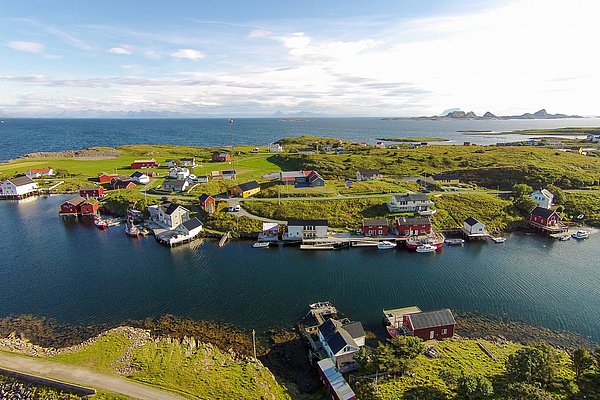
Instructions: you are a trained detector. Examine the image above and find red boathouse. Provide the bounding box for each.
[529,206,560,227]
[360,219,389,236]
[395,217,432,236]
[403,309,455,341]
[80,198,99,215]
[80,187,105,199]
[60,196,85,215]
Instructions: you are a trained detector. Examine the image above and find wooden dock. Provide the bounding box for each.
[218,231,230,247]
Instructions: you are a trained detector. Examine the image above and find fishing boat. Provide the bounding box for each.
[444,238,465,246]
[557,234,571,241]
[491,237,506,243]
[377,241,397,250]
[125,224,141,238]
[252,242,270,248]
[572,230,590,239]
[416,244,436,253]
[93,217,107,230]
[405,231,445,250]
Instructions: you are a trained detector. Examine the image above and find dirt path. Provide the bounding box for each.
[0,351,186,400]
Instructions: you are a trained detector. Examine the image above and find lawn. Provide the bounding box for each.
[563,192,600,226]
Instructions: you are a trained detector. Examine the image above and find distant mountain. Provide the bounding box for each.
[441,108,461,116]
[383,109,582,121]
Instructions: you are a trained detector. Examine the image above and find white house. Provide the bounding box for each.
[166,159,177,168]
[356,169,382,181]
[162,180,190,192]
[169,167,190,180]
[317,318,365,372]
[148,203,190,230]
[387,193,434,213]
[176,217,203,237]
[462,217,486,236]
[25,167,54,179]
[268,143,283,152]
[531,189,554,209]
[180,157,196,167]
[130,171,150,184]
[196,175,209,183]
[0,176,39,198]
[284,219,328,239]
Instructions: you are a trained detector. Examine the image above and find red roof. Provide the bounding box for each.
[27,167,52,173]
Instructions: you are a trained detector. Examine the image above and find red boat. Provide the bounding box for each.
[405,231,445,250]
[93,217,107,230]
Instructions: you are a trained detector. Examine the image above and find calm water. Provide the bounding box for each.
[1,195,599,340]
[0,117,598,161]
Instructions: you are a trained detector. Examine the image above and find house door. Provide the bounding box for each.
[429,330,435,339]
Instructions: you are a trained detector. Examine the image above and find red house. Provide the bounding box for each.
[317,358,356,400]
[113,180,136,190]
[130,159,159,169]
[60,196,85,214]
[403,309,455,341]
[396,217,432,236]
[360,219,389,236]
[80,187,105,199]
[80,198,99,215]
[199,194,216,214]
[529,206,560,227]
[211,152,230,162]
[98,173,119,183]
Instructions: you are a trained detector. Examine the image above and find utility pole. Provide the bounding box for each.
[228,119,234,174]
[252,329,257,362]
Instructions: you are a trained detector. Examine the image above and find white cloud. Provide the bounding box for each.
[107,46,132,55]
[170,48,205,60]
[6,41,44,54]
[248,29,272,39]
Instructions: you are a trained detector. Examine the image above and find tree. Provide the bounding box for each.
[546,184,566,205]
[373,343,403,374]
[504,382,553,400]
[388,335,425,359]
[514,195,537,214]
[505,344,558,386]
[593,346,600,368]
[354,347,376,374]
[512,183,533,198]
[456,374,493,399]
[572,347,594,379]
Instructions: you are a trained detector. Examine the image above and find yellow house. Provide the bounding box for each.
[228,180,261,198]
[419,173,460,186]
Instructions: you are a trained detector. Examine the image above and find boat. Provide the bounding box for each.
[377,241,397,250]
[491,237,506,243]
[444,238,465,246]
[416,244,436,253]
[557,234,571,241]
[418,209,437,216]
[125,224,141,238]
[572,230,590,239]
[310,301,332,309]
[252,242,270,248]
[93,217,107,230]
[405,232,445,250]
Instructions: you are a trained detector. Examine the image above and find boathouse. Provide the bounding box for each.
[130,159,159,169]
[360,219,389,236]
[199,194,216,214]
[396,217,432,236]
[80,198,99,215]
[529,206,560,228]
[317,358,356,400]
[356,169,381,181]
[387,193,434,213]
[98,173,118,183]
[0,176,39,199]
[404,309,456,341]
[317,318,365,373]
[80,187,105,199]
[211,152,230,162]
[176,217,203,237]
[25,167,54,178]
[258,222,279,241]
[228,181,260,198]
[60,196,85,215]
[462,217,486,236]
[285,219,328,239]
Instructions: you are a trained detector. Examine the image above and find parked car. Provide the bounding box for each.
[233,205,241,212]
[421,189,431,193]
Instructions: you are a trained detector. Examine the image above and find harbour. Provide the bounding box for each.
[0,194,599,341]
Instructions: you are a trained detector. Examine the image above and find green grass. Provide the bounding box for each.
[355,339,575,400]
[376,137,449,142]
[51,332,131,373]
[243,197,390,228]
[563,192,600,226]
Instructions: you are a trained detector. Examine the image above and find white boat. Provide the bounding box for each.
[252,242,270,248]
[377,241,397,250]
[418,209,437,216]
[572,230,590,239]
[416,244,436,253]
[444,238,465,246]
[491,237,506,243]
[557,234,571,241]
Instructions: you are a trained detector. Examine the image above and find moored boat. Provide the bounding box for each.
[491,237,506,243]
[125,224,141,238]
[93,217,107,230]
[252,242,270,248]
[572,230,590,239]
[405,232,445,250]
[416,244,436,253]
[377,240,397,250]
[558,234,571,241]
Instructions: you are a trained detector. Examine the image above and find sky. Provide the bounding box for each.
[0,0,599,117]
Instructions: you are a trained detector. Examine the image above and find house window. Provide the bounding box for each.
[442,328,447,335]
[378,230,383,235]
[429,330,435,339]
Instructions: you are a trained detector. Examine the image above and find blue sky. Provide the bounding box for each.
[1,0,598,117]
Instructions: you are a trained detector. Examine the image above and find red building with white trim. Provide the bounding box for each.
[98,173,119,183]
[529,206,560,227]
[403,309,455,341]
[60,196,85,214]
[130,159,159,169]
[80,187,105,199]
[80,199,99,215]
[360,219,389,236]
[395,217,432,236]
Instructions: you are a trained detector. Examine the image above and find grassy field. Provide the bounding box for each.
[355,339,575,400]
[563,192,600,226]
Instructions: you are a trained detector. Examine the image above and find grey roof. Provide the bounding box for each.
[288,219,328,226]
[363,218,388,227]
[464,217,481,226]
[180,157,195,161]
[281,171,306,178]
[130,171,145,178]
[237,180,260,192]
[198,194,212,202]
[64,196,85,205]
[164,203,189,215]
[392,193,429,202]
[357,169,381,175]
[341,321,365,339]
[408,309,456,330]
[222,170,237,175]
[530,206,557,219]
[8,176,35,186]
[318,319,358,355]
[182,217,203,231]
[396,217,431,226]
[164,179,187,187]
